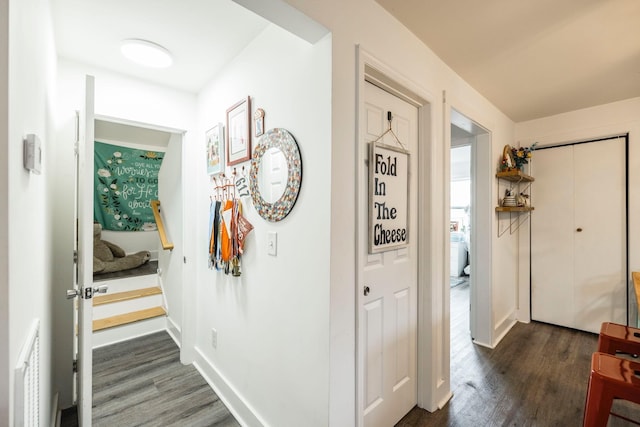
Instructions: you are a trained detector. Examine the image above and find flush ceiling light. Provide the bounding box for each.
[121,39,173,68]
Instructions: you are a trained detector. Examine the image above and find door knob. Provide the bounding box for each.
[364,286,370,296]
[576,228,583,232]
[66,289,80,299]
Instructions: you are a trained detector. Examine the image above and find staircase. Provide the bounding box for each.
[92,263,167,348]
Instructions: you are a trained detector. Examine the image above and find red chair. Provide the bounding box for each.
[598,322,640,356]
[583,352,640,426]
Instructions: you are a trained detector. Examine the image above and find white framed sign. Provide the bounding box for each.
[369,141,410,253]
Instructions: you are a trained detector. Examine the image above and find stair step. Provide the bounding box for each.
[93,286,162,306]
[93,306,167,332]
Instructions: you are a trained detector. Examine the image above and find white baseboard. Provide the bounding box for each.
[493,316,518,347]
[166,316,181,347]
[193,347,265,427]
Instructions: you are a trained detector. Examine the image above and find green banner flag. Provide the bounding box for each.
[94,141,164,231]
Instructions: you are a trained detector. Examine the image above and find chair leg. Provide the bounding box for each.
[583,375,615,427]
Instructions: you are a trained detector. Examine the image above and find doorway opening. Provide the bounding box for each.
[449,109,491,347]
[90,116,184,340]
[73,114,185,422]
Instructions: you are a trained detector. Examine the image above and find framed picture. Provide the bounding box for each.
[254,108,265,137]
[226,96,252,166]
[206,123,224,175]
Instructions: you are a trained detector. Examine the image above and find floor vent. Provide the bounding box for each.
[14,319,40,427]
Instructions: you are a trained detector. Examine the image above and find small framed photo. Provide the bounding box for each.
[206,123,224,175]
[226,96,252,166]
[254,108,265,137]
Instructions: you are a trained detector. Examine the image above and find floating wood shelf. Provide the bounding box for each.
[93,306,166,332]
[93,286,162,306]
[496,170,534,182]
[495,206,535,212]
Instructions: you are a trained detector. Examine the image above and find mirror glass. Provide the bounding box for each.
[258,147,287,203]
[250,128,302,222]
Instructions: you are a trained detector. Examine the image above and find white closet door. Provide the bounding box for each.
[531,146,575,329]
[531,138,626,333]
[572,139,626,331]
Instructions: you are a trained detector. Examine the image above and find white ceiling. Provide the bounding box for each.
[51,1,640,122]
[375,0,640,122]
[51,0,270,93]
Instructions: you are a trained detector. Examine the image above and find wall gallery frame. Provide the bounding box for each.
[226,96,252,166]
[206,123,224,175]
[254,108,265,137]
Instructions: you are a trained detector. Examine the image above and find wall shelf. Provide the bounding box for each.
[495,170,534,183]
[495,206,534,213]
[496,168,534,236]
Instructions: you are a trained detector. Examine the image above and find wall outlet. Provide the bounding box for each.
[211,328,217,349]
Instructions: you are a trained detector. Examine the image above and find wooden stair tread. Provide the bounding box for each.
[93,306,166,332]
[93,286,162,306]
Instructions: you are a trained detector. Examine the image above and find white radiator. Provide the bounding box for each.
[14,319,40,427]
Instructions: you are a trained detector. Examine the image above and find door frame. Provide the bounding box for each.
[446,108,493,346]
[356,47,449,418]
[93,113,188,345]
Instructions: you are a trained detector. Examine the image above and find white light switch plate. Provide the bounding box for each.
[267,231,277,256]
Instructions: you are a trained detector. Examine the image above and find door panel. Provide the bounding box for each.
[531,146,575,327]
[364,299,383,413]
[359,82,418,427]
[573,139,626,331]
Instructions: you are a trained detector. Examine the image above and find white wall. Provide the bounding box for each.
[8,0,58,424]
[193,24,331,426]
[515,97,640,324]
[0,0,8,422]
[275,0,517,422]
[158,132,183,338]
[53,59,197,408]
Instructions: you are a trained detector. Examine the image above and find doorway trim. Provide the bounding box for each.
[356,46,450,417]
[447,107,493,347]
[93,113,189,353]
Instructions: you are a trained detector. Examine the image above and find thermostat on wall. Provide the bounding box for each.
[23,134,42,174]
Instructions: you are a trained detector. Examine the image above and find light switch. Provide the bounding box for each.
[267,231,277,256]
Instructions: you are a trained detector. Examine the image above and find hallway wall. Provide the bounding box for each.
[193,24,332,426]
[0,0,8,422]
[274,0,518,421]
[7,0,58,424]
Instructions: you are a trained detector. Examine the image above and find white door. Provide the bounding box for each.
[358,82,418,427]
[75,75,96,425]
[531,137,626,333]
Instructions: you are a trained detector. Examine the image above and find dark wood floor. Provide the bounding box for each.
[397,281,640,427]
